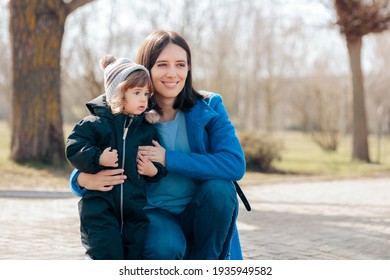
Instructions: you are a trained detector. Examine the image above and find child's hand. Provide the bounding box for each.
[137,153,157,177]
[99,147,119,167]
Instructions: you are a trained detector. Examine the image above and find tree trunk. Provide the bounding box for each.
[9,0,94,165]
[9,1,66,165]
[346,37,370,162]
[264,78,275,133]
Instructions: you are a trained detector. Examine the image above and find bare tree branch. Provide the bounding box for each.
[65,0,95,15]
[334,0,390,42]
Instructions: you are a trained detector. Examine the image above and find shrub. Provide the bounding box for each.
[239,132,283,172]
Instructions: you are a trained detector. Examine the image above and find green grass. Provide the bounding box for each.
[0,120,389,191]
[242,131,390,185]
[0,121,73,191]
[277,132,389,174]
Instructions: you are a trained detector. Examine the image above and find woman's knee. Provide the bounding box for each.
[198,179,236,202]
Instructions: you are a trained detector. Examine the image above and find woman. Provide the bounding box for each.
[70,30,246,260]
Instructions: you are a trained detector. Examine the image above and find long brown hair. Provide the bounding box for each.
[136,30,204,113]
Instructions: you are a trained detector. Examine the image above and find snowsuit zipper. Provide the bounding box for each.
[120,116,133,234]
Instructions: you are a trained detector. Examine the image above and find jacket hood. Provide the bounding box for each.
[85,94,160,124]
[86,94,113,119]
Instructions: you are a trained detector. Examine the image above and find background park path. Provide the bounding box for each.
[0,177,389,260]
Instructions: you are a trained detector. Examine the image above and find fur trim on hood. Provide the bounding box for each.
[144,109,160,124]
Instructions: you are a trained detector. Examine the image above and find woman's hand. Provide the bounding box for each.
[77,169,126,191]
[138,140,166,167]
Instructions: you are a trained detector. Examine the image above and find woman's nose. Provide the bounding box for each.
[166,66,177,78]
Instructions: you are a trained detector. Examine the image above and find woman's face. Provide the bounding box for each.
[150,43,189,101]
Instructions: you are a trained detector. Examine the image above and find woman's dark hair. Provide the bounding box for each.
[136,30,204,113]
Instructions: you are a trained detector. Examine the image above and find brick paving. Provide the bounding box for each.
[0,177,389,260]
[237,177,390,260]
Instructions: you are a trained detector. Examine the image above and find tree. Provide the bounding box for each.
[9,0,94,165]
[333,0,390,162]
[0,8,11,121]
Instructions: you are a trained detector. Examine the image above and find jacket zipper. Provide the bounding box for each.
[120,116,133,234]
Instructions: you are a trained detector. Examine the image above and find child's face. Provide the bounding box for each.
[123,85,150,115]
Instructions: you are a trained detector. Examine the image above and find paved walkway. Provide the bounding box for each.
[0,177,389,260]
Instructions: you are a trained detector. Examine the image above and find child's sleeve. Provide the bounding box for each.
[144,128,167,182]
[65,119,103,174]
[144,162,168,182]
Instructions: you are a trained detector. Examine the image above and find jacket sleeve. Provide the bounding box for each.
[144,162,168,182]
[65,117,103,174]
[144,128,168,182]
[69,169,87,197]
[166,94,246,181]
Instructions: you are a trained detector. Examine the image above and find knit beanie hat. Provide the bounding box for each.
[99,55,149,104]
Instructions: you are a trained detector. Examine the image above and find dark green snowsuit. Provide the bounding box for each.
[66,95,166,259]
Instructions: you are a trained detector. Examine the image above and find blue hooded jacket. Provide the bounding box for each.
[166,91,246,181]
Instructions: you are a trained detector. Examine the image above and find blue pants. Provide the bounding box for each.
[142,179,243,260]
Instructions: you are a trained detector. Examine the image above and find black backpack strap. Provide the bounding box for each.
[234,181,251,211]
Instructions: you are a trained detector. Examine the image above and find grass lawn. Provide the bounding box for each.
[241,131,390,185]
[0,121,73,191]
[275,131,389,175]
[0,120,389,191]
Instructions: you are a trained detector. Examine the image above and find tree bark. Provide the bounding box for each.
[9,0,93,165]
[346,36,370,162]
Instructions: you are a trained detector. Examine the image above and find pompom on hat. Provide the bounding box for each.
[99,55,150,104]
